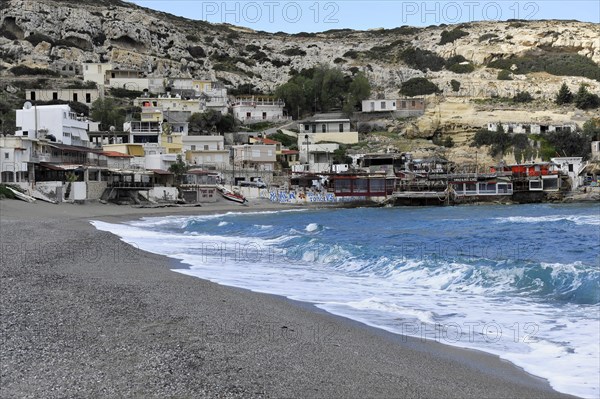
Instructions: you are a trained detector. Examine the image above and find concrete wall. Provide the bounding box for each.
[314,132,358,144]
[148,186,179,202]
[35,181,64,201]
[87,181,108,200]
[73,182,87,201]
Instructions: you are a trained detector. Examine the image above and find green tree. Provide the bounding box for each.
[188,110,234,134]
[275,79,307,119]
[91,97,124,131]
[0,98,16,135]
[349,72,371,103]
[582,118,600,141]
[168,154,189,198]
[318,66,347,111]
[471,124,512,159]
[574,85,600,110]
[555,82,573,105]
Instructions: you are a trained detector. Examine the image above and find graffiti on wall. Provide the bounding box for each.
[265,190,370,204]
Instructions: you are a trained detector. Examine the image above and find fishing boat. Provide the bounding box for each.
[216,185,247,204]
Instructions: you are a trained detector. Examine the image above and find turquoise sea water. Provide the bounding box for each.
[93,203,600,398]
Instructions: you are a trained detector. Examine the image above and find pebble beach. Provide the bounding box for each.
[0,199,577,398]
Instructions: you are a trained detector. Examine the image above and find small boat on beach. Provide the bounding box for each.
[216,185,248,204]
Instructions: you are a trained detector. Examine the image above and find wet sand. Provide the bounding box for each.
[0,199,577,398]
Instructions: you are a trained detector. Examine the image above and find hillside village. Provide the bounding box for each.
[0,0,599,205]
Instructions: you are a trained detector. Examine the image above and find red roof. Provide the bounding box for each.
[256,138,281,145]
[281,150,299,155]
[149,169,173,175]
[102,151,133,158]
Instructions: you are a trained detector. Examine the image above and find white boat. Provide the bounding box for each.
[216,185,247,204]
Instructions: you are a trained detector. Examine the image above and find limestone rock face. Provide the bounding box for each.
[1,0,598,95]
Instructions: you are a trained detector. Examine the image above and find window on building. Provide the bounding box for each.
[191,145,196,151]
[322,124,326,133]
[4,152,9,159]
[246,112,252,119]
[568,164,574,172]
[204,145,209,151]
[86,93,91,103]
[392,102,396,107]
[304,124,309,131]
[411,100,416,107]
[339,124,344,133]
[53,92,58,100]
[167,137,173,143]
[73,93,78,102]
[401,101,406,108]
[381,102,386,109]
[30,91,36,101]
[262,112,267,120]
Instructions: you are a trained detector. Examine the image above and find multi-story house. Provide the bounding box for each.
[232,144,277,171]
[15,104,91,147]
[183,135,229,170]
[232,97,289,124]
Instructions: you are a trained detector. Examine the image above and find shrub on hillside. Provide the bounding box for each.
[439,28,469,45]
[400,78,441,96]
[282,48,306,56]
[187,46,206,58]
[489,53,600,81]
[400,48,445,72]
[497,70,513,80]
[513,91,533,103]
[450,79,461,92]
[9,65,59,76]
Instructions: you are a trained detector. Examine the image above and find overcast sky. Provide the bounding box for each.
[128,1,599,33]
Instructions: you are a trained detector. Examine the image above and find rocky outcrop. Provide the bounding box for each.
[1,0,598,95]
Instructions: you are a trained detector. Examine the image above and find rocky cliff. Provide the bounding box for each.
[1,0,598,96]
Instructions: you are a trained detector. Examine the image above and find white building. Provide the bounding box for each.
[82,63,113,86]
[144,153,178,171]
[232,144,277,171]
[183,135,230,169]
[591,141,600,161]
[486,122,577,135]
[82,63,164,93]
[232,97,289,124]
[297,114,359,149]
[15,104,90,147]
[551,156,585,189]
[26,88,101,105]
[0,135,34,183]
[362,99,397,113]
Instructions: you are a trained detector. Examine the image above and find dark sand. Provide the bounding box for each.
[0,199,577,398]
